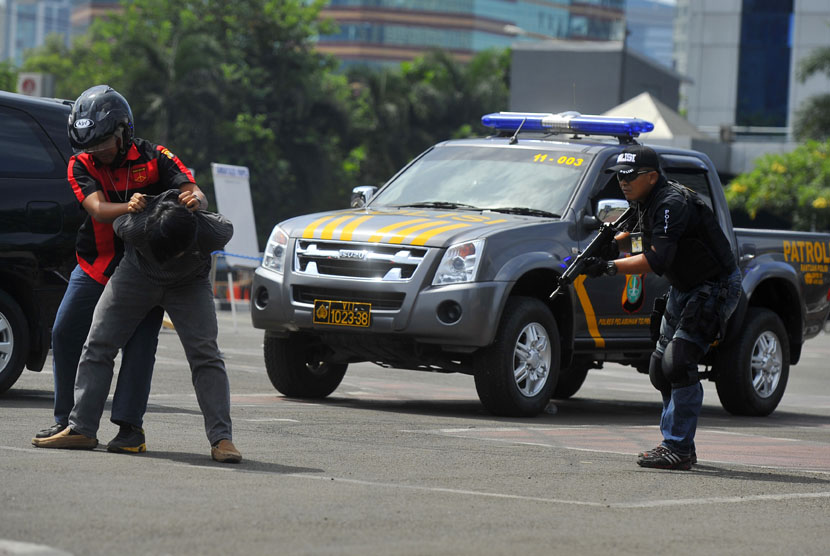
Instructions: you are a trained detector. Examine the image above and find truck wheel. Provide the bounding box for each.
[474,297,560,417]
[0,290,29,394]
[553,360,590,399]
[263,334,347,398]
[714,307,789,416]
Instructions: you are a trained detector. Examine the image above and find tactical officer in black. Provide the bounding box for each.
[584,145,742,470]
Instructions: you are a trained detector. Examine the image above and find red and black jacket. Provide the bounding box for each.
[67,138,195,284]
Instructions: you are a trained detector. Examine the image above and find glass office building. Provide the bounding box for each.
[317,0,626,65]
[735,0,793,127]
[2,0,71,65]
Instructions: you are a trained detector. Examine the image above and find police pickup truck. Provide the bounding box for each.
[251,112,830,417]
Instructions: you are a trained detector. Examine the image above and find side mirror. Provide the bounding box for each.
[596,199,630,224]
[350,185,377,208]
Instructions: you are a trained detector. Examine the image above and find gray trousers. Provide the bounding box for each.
[69,262,232,445]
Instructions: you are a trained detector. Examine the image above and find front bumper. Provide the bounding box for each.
[250,266,509,348]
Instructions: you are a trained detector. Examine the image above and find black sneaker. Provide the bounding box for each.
[637,445,692,470]
[639,446,697,465]
[107,424,146,454]
[35,423,67,439]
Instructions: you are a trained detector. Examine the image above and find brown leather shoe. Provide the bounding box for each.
[32,427,97,450]
[211,439,242,463]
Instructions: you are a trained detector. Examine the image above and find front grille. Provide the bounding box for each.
[293,286,406,310]
[294,240,427,281]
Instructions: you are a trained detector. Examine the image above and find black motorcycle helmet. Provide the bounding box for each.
[68,85,133,156]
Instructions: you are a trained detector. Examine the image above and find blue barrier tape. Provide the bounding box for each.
[211,250,263,262]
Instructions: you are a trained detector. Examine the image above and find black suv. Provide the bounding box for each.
[0,90,82,393]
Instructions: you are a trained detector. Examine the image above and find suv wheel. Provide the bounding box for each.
[0,290,29,394]
[714,307,789,416]
[263,334,347,398]
[474,296,560,416]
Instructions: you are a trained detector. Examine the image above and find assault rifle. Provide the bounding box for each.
[549,205,636,299]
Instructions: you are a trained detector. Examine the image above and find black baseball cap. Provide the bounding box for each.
[604,145,661,175]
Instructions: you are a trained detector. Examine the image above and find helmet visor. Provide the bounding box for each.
[82,134,117,154]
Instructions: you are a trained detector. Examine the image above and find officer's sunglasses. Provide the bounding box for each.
[82,134,118,154]
[617,169,653,183]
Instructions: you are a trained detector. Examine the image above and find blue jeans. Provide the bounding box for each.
[51,264,162,427]
[655,268,742,455]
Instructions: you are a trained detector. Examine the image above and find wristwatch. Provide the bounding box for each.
[606,261,618,276]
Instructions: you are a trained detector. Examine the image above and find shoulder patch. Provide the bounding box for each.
[160,147,175,160]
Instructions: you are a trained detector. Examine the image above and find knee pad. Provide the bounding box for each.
[648,352,671,394]
[662,338,704,388]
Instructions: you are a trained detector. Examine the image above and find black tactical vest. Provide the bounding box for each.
[659,181,736,291]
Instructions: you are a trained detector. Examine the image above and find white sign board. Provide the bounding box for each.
[211,163,260,268]
[17,73,55,97]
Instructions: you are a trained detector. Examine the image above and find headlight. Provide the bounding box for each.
[262,226,289,273]
[432,239,484,286]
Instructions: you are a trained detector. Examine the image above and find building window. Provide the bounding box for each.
[736,0,793,127]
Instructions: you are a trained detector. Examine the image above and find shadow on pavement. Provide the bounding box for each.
[138,449,323,475]
[0,388,53,405]
[288,393,830,431]
[690,464,830,485]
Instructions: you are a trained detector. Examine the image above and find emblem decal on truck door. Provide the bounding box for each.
[622,274,645,314]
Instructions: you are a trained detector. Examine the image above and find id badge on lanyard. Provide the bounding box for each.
[617,232,644,255]
[629,232,644,254]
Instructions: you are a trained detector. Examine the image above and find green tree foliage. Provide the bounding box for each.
[725,140,830,231]
[23,0,354,244]
[347,49,510,185]
[793,44,830,141]
[0,61,16,91]
[18,0,511,244]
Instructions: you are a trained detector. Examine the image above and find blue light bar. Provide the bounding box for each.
[481,111,655,137]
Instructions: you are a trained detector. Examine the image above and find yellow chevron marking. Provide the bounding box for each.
[368,219,430,242]
[410,223,470,246]
[320,214,356,240]
[339,215,374,241]
[573,275,605,348]
[388,221,450,244]
[302,214,340,239]
[485,219,508,225]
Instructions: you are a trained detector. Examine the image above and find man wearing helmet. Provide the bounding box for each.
[33,85,207,454]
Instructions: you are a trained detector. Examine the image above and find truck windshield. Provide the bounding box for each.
[370,145,593,217]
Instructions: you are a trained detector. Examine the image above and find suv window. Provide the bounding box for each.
[664,170,713,210]
[594,154,715,216]
[0,106,65,179]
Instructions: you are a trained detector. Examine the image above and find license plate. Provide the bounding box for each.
[313,299,371,327]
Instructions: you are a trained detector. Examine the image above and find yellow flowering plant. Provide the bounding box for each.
[725,140,830,231]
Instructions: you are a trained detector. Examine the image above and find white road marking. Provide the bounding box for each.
[0,539,73,555]
[287,473,830,510]
[239,418,299,423]
[7,445,830,509]
[400,426,830,475]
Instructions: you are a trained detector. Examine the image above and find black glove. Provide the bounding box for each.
[582,256,609,278]
[598,238,619,261]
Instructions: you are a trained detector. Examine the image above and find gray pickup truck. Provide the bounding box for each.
[250,112,830,417]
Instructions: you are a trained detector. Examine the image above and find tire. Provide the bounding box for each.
[0,290,29,394]
[552,360,590,399]
[714,307,789,416]
[474,297,560,417]
[263,334,347,398]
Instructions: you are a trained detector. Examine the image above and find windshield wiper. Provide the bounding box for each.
[485,207,560,218]
[398,202,481,210]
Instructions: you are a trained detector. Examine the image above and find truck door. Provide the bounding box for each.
[574,155,721,352]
